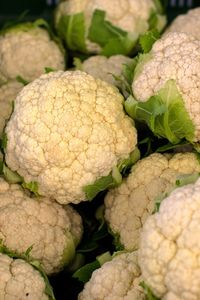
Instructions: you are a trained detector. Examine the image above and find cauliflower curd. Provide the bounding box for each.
[139,177,200,300]
[0,178,83,275]
[105,152,200,251]
[5,70,137,204]
[0,253,49,300]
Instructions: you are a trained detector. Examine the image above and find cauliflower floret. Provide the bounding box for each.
[0,24,65,82]
[0,253,49,299]
[132,32,200,142]
[78,251,145,300]
[5,70,137,204]
[105,152,200,251]
[0,80,23,135]
[0,178,83,275]
[166,8,200,40]
[139,177,200,299]
[81,55,132,86]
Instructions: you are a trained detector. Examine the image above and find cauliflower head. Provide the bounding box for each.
[166,8,200,40]
[128,32,200,144]
[78,251,145,300]
[0,178,83,275]
[139,177,200,300]
[0,253,49,300]
[0,22,65,82]
[0,80,23,135]
[55,0,166,55]
[5,70,137,204]
[105,152,200,251]
[81,55,132,86]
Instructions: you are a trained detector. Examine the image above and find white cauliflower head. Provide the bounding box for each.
[0,178,83,275]
[81,55,132,86]
[0,253,49,299]
[55,0,166,55]
[166,8,200,40]
[139,177,200,300]
[131,32,200,143]
[78,251,145,300]
[5,70,137,204]
[0,22,65,82]
[0,80,23,135]
[105,152,200,251]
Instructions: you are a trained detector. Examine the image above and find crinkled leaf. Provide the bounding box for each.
[57,13,87,53]
[127,80,195,144]
[73,260,100,283]
[139,29,160,53]
[88,10,137,56]
[140,281,160,300]
[133,53,153,80]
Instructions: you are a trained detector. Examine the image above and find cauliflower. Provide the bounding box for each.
[166,8,200,40]
[105,152,200,251]
[139,177,200,300]
[0,253,50,300]
[78,251,145,300]
[126,32,200,145]
[0,178,83,275]
[55,0,166,55]
[0,21,65,82]
[80,55,132,86]
[0,80,23,135]
[5,70,137,204]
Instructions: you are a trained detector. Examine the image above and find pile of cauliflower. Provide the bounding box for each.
[1,1,200,299]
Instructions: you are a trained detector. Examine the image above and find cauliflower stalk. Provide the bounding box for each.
[78,251,145,300]
[105,152,200,251]
[4,70,137,204]
[139,177,200,300]
[0,19,65,82]
[55,0,166,56]
[0,178,83,275]
[125,32,200,146]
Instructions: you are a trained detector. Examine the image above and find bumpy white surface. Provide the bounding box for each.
[0,80,23,135]
[0,27,65,82]
[132,32,200,141]
[5,70,137,204]
[139,177,200,300]
[105,152,200,251]
[79,252,145,300]
[167,8,200,40]
[0,253,48,299]
[0,178,83,274]
[82,55,132,86]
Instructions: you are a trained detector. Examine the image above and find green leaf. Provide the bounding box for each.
[88,10,137,56]
[140,281,160,300]
[156,140,191,152]
[3,164,23,184]
[73,57,83,70]
[73,260,100,283]
[57,13,87,53]
[139,29,160,53]
[176,172,200,187]
[117,147,140,174]
[22,181,40,196]
[16,75,29,86]
[96,251,112,266]
[44,67,56,74]
[0,132,7,150]
[133,53,153,80]
[127,80,195,144]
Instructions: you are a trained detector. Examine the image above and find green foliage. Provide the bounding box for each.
[139,29,160,53]
[57,13,87,53]
[140,281,160,300]
[126,80,195,144]
[16,75,29,85]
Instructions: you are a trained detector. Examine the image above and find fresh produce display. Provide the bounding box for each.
[0,1,200,300]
